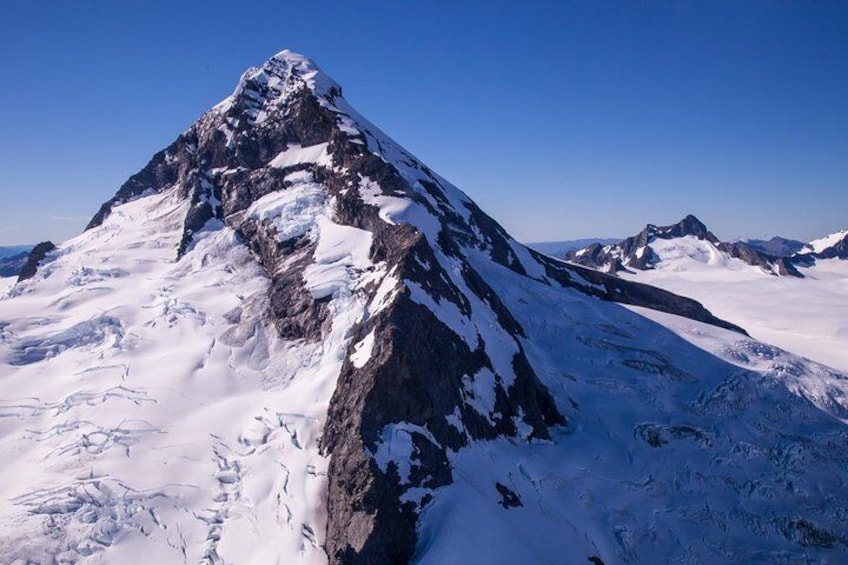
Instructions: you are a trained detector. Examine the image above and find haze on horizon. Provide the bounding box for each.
[1,0,846,246]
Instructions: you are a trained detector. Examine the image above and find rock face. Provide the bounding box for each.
[3,51,848,564]
[16,241,56,282]
[565,214,803,277]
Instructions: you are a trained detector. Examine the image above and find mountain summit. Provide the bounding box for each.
[2,51,847,564]
[566,214,803,276]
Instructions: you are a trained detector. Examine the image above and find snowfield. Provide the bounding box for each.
[618,236,848,372]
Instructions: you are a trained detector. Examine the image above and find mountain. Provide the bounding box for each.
[2,50,847,564]
[526,238,620,257]
[742,236,806,257]
[565,214,802,276]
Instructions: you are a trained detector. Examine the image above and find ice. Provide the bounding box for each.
[349,329,375,369]
[0,185,369,564]
[620,239,848,372]
[303,217,373,300]
[269,143,332,169]
[411,243,848,564]
[246,183,326,243]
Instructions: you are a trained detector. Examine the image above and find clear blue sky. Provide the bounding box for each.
[1,1,846,245]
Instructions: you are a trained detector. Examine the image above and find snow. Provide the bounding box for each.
[805,229,848,253]
[406,280,479,349]
[0,186,378,563]
[411,244,848,564]
[461,369,499,423]
[357,176,442,237]
[246,183,326,243]
[270,142,332,169]
[303,216,373,300]
[4,46,847,564]
[618,237,848,372]
[372,423,439,487]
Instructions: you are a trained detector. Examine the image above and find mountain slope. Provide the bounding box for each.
[1,51,847,564]
[800,229,848,260]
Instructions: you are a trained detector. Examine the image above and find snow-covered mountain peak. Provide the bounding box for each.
[645,213,717,242]
[567,214,801,277]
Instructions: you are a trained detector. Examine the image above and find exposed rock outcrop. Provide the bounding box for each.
[16,241,55,282]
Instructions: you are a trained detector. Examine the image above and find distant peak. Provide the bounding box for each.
[676,214,708,231]
[643,214,716,243]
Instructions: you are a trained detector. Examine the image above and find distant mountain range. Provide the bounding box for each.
[564,214,848,277]
[741,236,806,257]
[0,245,33,278]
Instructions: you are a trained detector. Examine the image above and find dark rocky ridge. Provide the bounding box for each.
[16,241,56,282]
[84,52,756,563]
[565,214,803,277]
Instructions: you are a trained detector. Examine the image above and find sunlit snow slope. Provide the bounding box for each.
[0,189,350,563]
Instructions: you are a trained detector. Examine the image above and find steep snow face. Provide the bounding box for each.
[3,50,848,565]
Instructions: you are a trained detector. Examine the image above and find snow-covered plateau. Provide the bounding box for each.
[1,50,847,564]
[621,238,848,373]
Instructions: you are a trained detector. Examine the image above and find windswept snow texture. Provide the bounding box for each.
[2,49,848,565]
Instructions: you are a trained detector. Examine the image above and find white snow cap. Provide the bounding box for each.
[806,229,848,254]
[229,48,340,104]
